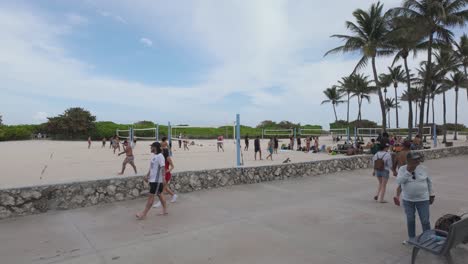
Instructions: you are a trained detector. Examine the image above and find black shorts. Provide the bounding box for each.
[255,147,260,152]
[149,182,164,195]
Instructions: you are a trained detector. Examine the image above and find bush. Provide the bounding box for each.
[330,119,378,131]
[0,125,42,141]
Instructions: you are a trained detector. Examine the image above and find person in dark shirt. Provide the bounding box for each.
[273,136,279,154]
[244,135,249,151]
[254,136,262,160]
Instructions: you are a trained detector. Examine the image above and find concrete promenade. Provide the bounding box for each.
[0,156,467,264]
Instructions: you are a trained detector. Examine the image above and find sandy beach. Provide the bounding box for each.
[0,136,466,189]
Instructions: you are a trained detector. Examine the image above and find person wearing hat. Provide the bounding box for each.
[118,140,137,175]
[397,151,435,243]
[136,142,167,220]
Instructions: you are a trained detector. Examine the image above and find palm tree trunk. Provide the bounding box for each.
[419,32,434,134]
[333,104,338,122]
[443,91,447,143]
[415,102,418,127]
[425,94,430,124]
[404,57,413,140]
[371,57,387,131]
[464,66,467,101]
[431,97,435,126]
[357,97,362,121]
[432,96,435,140]
[347,92,350,123]
[394,85,399,128]
[388,110,391,128]
[454,87,459,140]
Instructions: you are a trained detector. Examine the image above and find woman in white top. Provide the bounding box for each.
[372,143,392,203]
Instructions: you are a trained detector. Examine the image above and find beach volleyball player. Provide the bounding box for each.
[118,140,137,175]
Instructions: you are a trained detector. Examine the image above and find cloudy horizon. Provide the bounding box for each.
[1,0,467,129]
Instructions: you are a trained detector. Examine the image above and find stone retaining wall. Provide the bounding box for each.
[1,146,467,219]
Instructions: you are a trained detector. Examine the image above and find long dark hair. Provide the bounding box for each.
[163,148,170,159]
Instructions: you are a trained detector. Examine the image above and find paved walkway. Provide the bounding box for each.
[1,157,467,264]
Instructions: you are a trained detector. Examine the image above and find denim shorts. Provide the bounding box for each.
[375,170,390,179]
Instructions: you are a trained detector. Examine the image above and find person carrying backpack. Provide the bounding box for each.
[372,142,392,203]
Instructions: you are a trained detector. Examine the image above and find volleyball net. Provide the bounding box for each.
[262,129,294,138]
[170,124,236,142]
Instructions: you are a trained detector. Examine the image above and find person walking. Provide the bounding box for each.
[372,143,392,203]
[153,149,178,208]
[136,142,167,220]
[244,134,249,151]
[273,136,279,154]
[266,138,274,160]
[397,152,435,243]
[254,136,262,160]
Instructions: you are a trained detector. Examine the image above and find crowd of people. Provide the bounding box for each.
[87,135,179,220]
[87,133,439,239]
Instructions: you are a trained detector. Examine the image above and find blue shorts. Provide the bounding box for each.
[375,170,389,179]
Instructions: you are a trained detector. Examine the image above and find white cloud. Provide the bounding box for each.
[98,10,127,24]
[33,112,48,122]
[139,37,153,47]
[0,1,467,128]
[66,13,88,25]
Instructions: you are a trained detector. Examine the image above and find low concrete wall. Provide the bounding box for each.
[1,146,467,219]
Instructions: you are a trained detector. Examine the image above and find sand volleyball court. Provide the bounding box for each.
[0,136,466,188]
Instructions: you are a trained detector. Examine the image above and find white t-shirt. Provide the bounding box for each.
[149,153,165,183]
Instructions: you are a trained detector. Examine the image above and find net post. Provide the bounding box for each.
[168,122,172,156]
[347,127,350,141]
[354,127,357,143]
[293,128,297,144]
[156,124,159,141]
[433,123,437,148]
[130,127,134,148]
[236,114,241,167]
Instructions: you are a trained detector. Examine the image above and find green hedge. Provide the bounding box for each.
[0,122,323,141]
[0,125,43,141]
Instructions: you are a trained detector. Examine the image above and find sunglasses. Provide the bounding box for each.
[411,171,416,180]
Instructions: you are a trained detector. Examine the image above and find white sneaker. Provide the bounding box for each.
[171,194,178,203]
[152,201,161,208]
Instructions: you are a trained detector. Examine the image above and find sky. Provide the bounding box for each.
[0,0,467,129]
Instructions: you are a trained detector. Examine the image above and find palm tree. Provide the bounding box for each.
[325,2,393,130]
[385,98,399,128]
[434,48,460,141]
[385,66,405,127]
[442,71,468,140]
[454,34,468,99]
[392,0,468,136]
[350,74,374,122]
[379,73,392,101]
[337,76,354,123]
[434,85,450,143]
[388,15,424,139]
[321,86,345,122]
